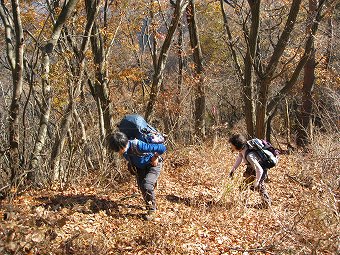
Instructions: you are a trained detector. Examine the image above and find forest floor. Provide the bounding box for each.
[0,139,339,255]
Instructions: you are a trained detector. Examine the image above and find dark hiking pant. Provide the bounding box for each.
[136,162,162,211]
[243,166,271,206]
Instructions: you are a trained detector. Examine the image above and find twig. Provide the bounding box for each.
[0,184,10,192]
[119,193,138,201]
[285,174,312,188]
[0,148,9,155]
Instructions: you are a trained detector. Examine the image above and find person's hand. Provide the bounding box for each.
[150,157,159,166]
[250,184,259,191]
[150,153,159,166]
[229,170,234,179]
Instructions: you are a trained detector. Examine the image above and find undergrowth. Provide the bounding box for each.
[0,134,339,254]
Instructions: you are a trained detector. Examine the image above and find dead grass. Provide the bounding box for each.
[0,136,339,255]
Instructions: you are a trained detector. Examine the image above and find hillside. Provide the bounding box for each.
[0,139,339,255]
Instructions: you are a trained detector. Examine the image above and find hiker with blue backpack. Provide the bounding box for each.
[228,133,279,208]
[107,114,166,221]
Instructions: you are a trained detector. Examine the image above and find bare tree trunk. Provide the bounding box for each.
[50,0,97,180]
[284,98,292,147]
[87,77,106,141]
[220,0,243,80]
[74,108,94,170]
[255,0,302,139]
[186,0,205,139]
[265,106,278,143]
[145,0,189,121]
[243,0,261,138]
[174,21,184,139]
[177,23,184,103]
[90,23,114,140]
[296,0,317,147]
[0,0,24,187]
[163,16,185,141]
[29,0,79,182]
[50,101,73,180]
[267,0,327,114]
[325,6,334,70]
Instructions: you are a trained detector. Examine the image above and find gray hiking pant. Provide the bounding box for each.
[136,162,162,211]
[243,166,271,206]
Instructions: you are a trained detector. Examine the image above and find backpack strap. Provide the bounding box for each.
[125,140,144,173]
[244,143,269,168]
[244,146,256,165]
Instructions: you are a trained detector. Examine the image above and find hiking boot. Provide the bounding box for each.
[143,210,156,221]
[260,200,271,209]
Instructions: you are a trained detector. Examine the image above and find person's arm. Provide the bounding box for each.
[229,153,242,177]
[137,141,166,155]
[137,141,166,166]
[246,152,263,187]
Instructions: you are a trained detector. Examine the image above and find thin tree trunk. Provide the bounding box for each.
[90,23,114,139]
[50,102,73,180]
[177,22,184,102]
[220,0,243,81]
[267,0,326,114]
[174,21,184,139]
[255,0,302,139]
[265,106,278,143]
[145,0,189,121]
[296,0,317,147]
[29,0,79,182]
[186,0,205,139]
[0,0,24,186]
[243,0,261,137]
[325,12,333,70]
[284,98,292,147]
[50,0,97,180]
[74,107,94,169]
[9,0,24,184]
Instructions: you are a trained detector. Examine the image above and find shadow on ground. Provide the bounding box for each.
[35,193,145,218]
[165,194,234,210]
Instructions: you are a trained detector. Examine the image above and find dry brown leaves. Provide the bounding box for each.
[0,139,339,255]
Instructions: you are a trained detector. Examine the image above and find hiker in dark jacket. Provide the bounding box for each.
[108,132,166,220]
[228,133,271,208]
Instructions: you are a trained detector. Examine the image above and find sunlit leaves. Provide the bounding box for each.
[0,136,339,254]
[118,67,146,82]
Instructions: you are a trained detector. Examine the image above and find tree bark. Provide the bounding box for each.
[50,0,97,180]
[267,0,327,114]
[145,0,189,121]
[220,0,243,81]
[243,0,261,137]
[324,6,334,70]
[0,0,24,186]
[284,98,292,148]
[29,0,79,181]
[90,24,114,140]
[296,0,317,147]
[255,0,302,139]
[186,0,205,139]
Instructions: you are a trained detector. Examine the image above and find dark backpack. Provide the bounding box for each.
[246,138,279,169]
[118,114,165,144]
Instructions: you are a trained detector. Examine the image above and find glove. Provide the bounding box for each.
[229,171,234,178]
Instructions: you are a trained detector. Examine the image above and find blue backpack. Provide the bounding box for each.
[118,114,165,144]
